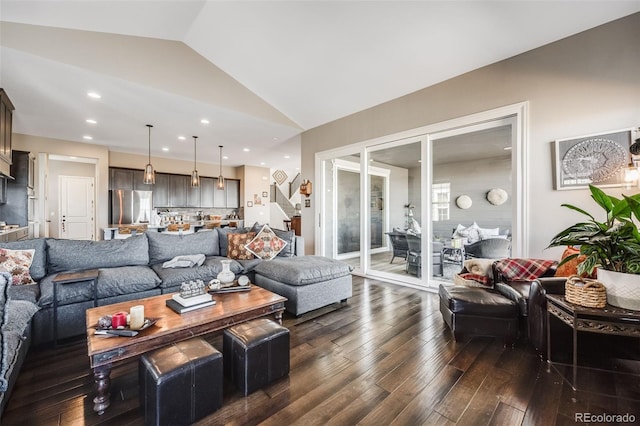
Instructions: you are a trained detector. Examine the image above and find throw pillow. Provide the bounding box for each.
[0,248,36,285]
[555,246,590,277]
[227,232,256,260]
[453,222,480,244]
[246,225,287,260]
[478,227,500,240]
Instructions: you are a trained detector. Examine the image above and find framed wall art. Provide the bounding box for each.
[553,128,633,190]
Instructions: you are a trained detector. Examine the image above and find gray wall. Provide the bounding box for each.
[300,13,640,259]
[432,156,511,239]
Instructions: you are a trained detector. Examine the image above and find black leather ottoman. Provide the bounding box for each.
[139,338,223,426]
[439,284,519,345]
[223,318,290,396]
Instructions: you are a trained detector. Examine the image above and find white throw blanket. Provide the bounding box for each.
[162,254,206,269]
[463,258,494,277]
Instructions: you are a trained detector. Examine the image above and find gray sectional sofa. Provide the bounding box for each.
[0,224,353,415]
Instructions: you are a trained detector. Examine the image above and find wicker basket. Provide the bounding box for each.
[565,274,607,308]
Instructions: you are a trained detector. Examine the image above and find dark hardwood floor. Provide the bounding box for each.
[3,276,639,425]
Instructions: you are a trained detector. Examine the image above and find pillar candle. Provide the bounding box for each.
[129,305,145,330]
[111,312,127,328]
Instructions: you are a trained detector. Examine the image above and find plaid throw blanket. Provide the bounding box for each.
[456,272,491,287]
[494,258,557,281]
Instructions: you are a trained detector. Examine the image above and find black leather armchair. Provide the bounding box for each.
[491,262,557,344]
[527,277,566,357]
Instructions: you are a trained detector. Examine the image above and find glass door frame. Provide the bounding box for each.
[314,101,530,288]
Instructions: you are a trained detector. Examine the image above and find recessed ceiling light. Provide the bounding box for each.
[200,119,210,124]
[87,92,101,99]
[162,147,169,152]
[295,167,300,171]
[260,162,266,166]
[503,146,512,150]
[284,155,290,159]
[273,137,279,141]
[243,148,250,152]
[85,119,97,124]
[223,156,229,160]
[178,136,186,141]
[83,135,93,140]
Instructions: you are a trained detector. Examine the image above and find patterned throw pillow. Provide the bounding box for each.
[0,248,36,285]
[227,232,256,260]
[246,225,288,260]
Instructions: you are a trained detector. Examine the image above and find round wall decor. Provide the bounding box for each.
[487,188,508,205]
[456,195,472,209]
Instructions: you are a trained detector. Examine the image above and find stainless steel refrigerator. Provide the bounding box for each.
[110,190,153,224]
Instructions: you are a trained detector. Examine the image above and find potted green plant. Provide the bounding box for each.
[548,184,640,310]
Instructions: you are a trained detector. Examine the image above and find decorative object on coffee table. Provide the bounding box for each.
[217,259,235,285]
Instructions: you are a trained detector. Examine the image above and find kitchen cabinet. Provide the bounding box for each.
[187,180,200,207]
[168,174,188,207]
[0,151,32,226]
[153,173,169,207]
[109,167,241,208]
[200,177,215,208]
[109,168,134,190]
[213,178,226,208]
[225,179,240,208]
[213,178,240,208]
[0,89,14,176]
[133,169,152,191]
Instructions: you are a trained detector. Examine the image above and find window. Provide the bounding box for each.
[432,183,450,221]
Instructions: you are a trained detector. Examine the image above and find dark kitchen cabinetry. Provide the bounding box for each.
[109,168,149,191]
[0,150,33,227]
[213,178,226,208]
[0,89,15,176]
[225,179,240,208]
[168,174,188,207]
[200,177,215,208]
[153,173,169,207]
[108,167,240,208]
[186,179,200,208]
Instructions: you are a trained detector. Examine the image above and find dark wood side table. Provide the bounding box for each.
[52,269,100,345]
[546,294,640,390]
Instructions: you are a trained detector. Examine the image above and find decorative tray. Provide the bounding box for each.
[94,317,160,336]
[208,283,253,294]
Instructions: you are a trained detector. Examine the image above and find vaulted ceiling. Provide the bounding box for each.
[1,1,639,169]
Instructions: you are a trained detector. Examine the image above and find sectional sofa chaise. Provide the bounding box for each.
[0,224,353,415]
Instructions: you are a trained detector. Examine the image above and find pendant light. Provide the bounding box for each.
[191,136,200,187]
[217,145,225,190]
[143,124,155,184]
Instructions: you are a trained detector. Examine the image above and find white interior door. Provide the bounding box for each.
[59,176,95,240]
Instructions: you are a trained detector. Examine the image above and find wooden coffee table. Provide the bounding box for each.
[86,286,286,415]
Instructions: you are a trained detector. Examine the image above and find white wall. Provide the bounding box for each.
[301,13,640,258]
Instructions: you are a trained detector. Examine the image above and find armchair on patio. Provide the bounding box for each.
[464,238,511,260]
[386,231,409,263]
[405,234,444,277]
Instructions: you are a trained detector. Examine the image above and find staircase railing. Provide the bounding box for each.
[289,173,301,199]
[271,184,296,219]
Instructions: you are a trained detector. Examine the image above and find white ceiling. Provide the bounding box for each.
[1,1,639,170]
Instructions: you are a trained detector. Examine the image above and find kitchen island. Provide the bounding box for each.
[102,220,244,240]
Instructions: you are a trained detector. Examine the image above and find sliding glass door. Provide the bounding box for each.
[316,104,526,289]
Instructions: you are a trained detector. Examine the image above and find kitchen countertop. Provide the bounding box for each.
[104,220,243,231]
[0,226,28,235]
